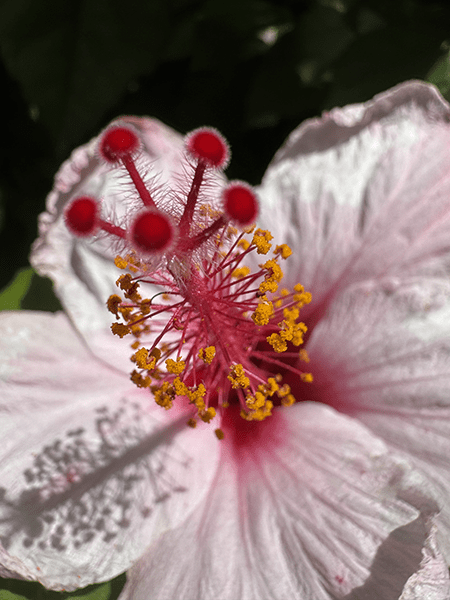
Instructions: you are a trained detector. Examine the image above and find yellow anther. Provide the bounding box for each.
[118,306,133,320]
[227,225,238,237]
[274,244,292,259]
[252,298,274,326]
[241,399,273,421]
[267,377,279,395]
[237,239,250,250]
[131,347,151,369]
[150,347,162,361]
[114,255,128,269]
[153,382,174,410]
[267,332,287,353]
[246,391,266,410]
[215,428,225,440]
[277,383,291,398]
[295,291,312,307]
[263,259,283,282]
[259,279,278,294]
[116,273,134,291]
[283,306,300,322]
[187,418,197,428]
[111,323,130,338]
[231,266,250,279]
[200,407,216,423]
[281,394,296,407]
[173,377,189,396]
[227,364,250,389]
[291,322,307,346]
[198,346,216,364]
[252,229,273,254]
[107,294,122,316]
[187,384,206,408]
[299,349,310,363]
[301,373,313,383]
[130,370,151,388]
[165,358,186,375]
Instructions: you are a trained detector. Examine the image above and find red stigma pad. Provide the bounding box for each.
[223,182,259,226]
[131,210,176,254]
[186,127,229,168]
[65,196,99,236]
[100,125,140,163]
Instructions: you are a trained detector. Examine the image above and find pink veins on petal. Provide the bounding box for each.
[64,123,313,438]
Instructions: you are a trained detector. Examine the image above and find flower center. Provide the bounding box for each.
[64,123,313,439]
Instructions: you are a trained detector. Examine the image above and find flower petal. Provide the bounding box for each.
[30,118,185,369]
[0,311,219,591]
[303,276,450,563]
[119,403,445,600]
[257,81,450,322]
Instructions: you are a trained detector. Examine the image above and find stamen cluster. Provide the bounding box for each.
[64,121,313,438]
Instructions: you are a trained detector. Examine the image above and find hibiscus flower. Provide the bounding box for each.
[1,80,450,599]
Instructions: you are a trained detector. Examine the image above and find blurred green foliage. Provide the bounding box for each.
[1,0,450,597]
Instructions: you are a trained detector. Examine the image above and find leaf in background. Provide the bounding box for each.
[0,267,33,310]
[427,48,450,100]
[0,589,29,600]
[0,573,126,600]
[327,26,443,107]
[20,273,63,312]
[0,0,169,158]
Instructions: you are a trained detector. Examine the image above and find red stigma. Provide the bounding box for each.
[186,127,229,168]
[130,210,176,254]
[100,125,140,163]
[64,196,99,236]
[223,182,259,226]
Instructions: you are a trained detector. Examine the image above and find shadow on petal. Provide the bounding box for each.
[0,401,189,554]
[344,516,426,600]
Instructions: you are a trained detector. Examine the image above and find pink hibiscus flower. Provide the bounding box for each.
[1,80,450,599]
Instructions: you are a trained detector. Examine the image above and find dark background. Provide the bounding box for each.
[1,0,450,597]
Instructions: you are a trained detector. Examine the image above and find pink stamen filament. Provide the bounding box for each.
[179,161,206,235]
[98,219,127,239]
[123,156,157,209]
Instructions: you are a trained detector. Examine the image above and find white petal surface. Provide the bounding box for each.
[303,277,450,562]
[257,81,450,323]
[0,311,219,591]
[119,403,446,600]
[30,118,185,370]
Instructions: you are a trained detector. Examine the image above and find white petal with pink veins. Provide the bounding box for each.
[257,81,450,317]
[0,311,219,591]
[303,277,450,562]
[118,403,446,600]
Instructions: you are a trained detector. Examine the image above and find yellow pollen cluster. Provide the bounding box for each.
[251,296,274,326]
[111,323,130,338]
[274,244,292,259]
[108,275,153,340]
[252,229,273,254]
[231,266,250,279]
[259,259,284,294]
[267,307,308,353]
[242,375,282,421]
[130,370,152,388]
[198,346,216,364]
[165,357,186,374]
[293,283,312,308]
[277,383,296,407]
[237,238,250,250]
[227,364,250,389]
